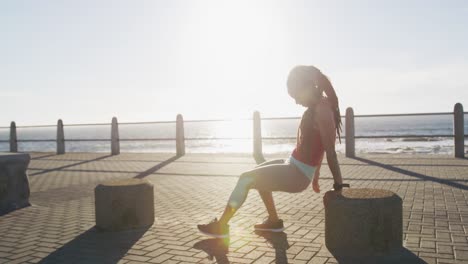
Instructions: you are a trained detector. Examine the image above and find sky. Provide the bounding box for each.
[1,0,467,125]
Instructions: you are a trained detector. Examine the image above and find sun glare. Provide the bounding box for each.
[174,1,289,119]
[211,120,252,139]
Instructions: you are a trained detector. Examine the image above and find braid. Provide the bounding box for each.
[317,71,343,144]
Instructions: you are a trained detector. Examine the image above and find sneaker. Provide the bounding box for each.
[197,218,230,238]
[254,218,285,232]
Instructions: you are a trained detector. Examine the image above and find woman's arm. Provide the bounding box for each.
[311,152,324,193]
[313,153,324,179]
[316,104,343,187]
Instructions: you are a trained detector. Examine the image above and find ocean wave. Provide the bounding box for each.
[401,137,444,142]
[382,146,414,153]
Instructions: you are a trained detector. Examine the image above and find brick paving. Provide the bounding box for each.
[0,152,467,263]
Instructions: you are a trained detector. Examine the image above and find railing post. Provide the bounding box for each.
[10,121,17,152]
[454,103,464,158]
[111,117,120,155]
[345,107,355,158]
[253,111,265,164]
[176,114,185,156]
[56,119,65,154]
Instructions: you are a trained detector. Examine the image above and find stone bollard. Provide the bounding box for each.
[324,188,402,258]
[0,153,31,215]
[95,178,154,231]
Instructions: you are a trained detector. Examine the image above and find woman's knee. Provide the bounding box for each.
[238,172,255,189]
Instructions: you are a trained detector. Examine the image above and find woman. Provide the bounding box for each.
[198,65,347,238]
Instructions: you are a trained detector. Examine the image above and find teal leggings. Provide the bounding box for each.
[227,158,314,209]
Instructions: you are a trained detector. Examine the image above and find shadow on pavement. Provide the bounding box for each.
[193,237,230,264]
[255,230,290,264]
[30,153,58,160]
[352,156,468,191]
[29,154,113,176]
[134,155,181,179]
[330,246,426,264]
[38,226,149,264]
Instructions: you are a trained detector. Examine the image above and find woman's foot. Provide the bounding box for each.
[254,217,285,232]
[197,218,230,238]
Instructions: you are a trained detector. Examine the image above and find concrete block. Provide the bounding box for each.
[324,188,402,257]
[95,178,154,231]
[0,153,31,215]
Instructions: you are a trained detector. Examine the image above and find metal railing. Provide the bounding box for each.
[1,103,466,159]
[343,103,466,158]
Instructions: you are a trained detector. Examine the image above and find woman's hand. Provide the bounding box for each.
[312,176,320,193]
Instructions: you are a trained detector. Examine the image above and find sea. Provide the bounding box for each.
[0,115,467,155]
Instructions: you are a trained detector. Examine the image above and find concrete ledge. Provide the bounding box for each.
[324,188,403,257]
[0,153,31,215]
[95,178,154,231]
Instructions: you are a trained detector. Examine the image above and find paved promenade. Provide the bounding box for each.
[0,152,467,264]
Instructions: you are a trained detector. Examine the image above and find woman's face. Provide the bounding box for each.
[290,81,320,107]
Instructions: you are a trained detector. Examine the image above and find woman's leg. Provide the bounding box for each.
[256,159,284,222]
[255,158,285,168]
[258,190,279,222]
[218,159,285,226]
[218,162,309,226]
[218,172,255,226]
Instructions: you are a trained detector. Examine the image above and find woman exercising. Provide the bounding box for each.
[198,65,347,238]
